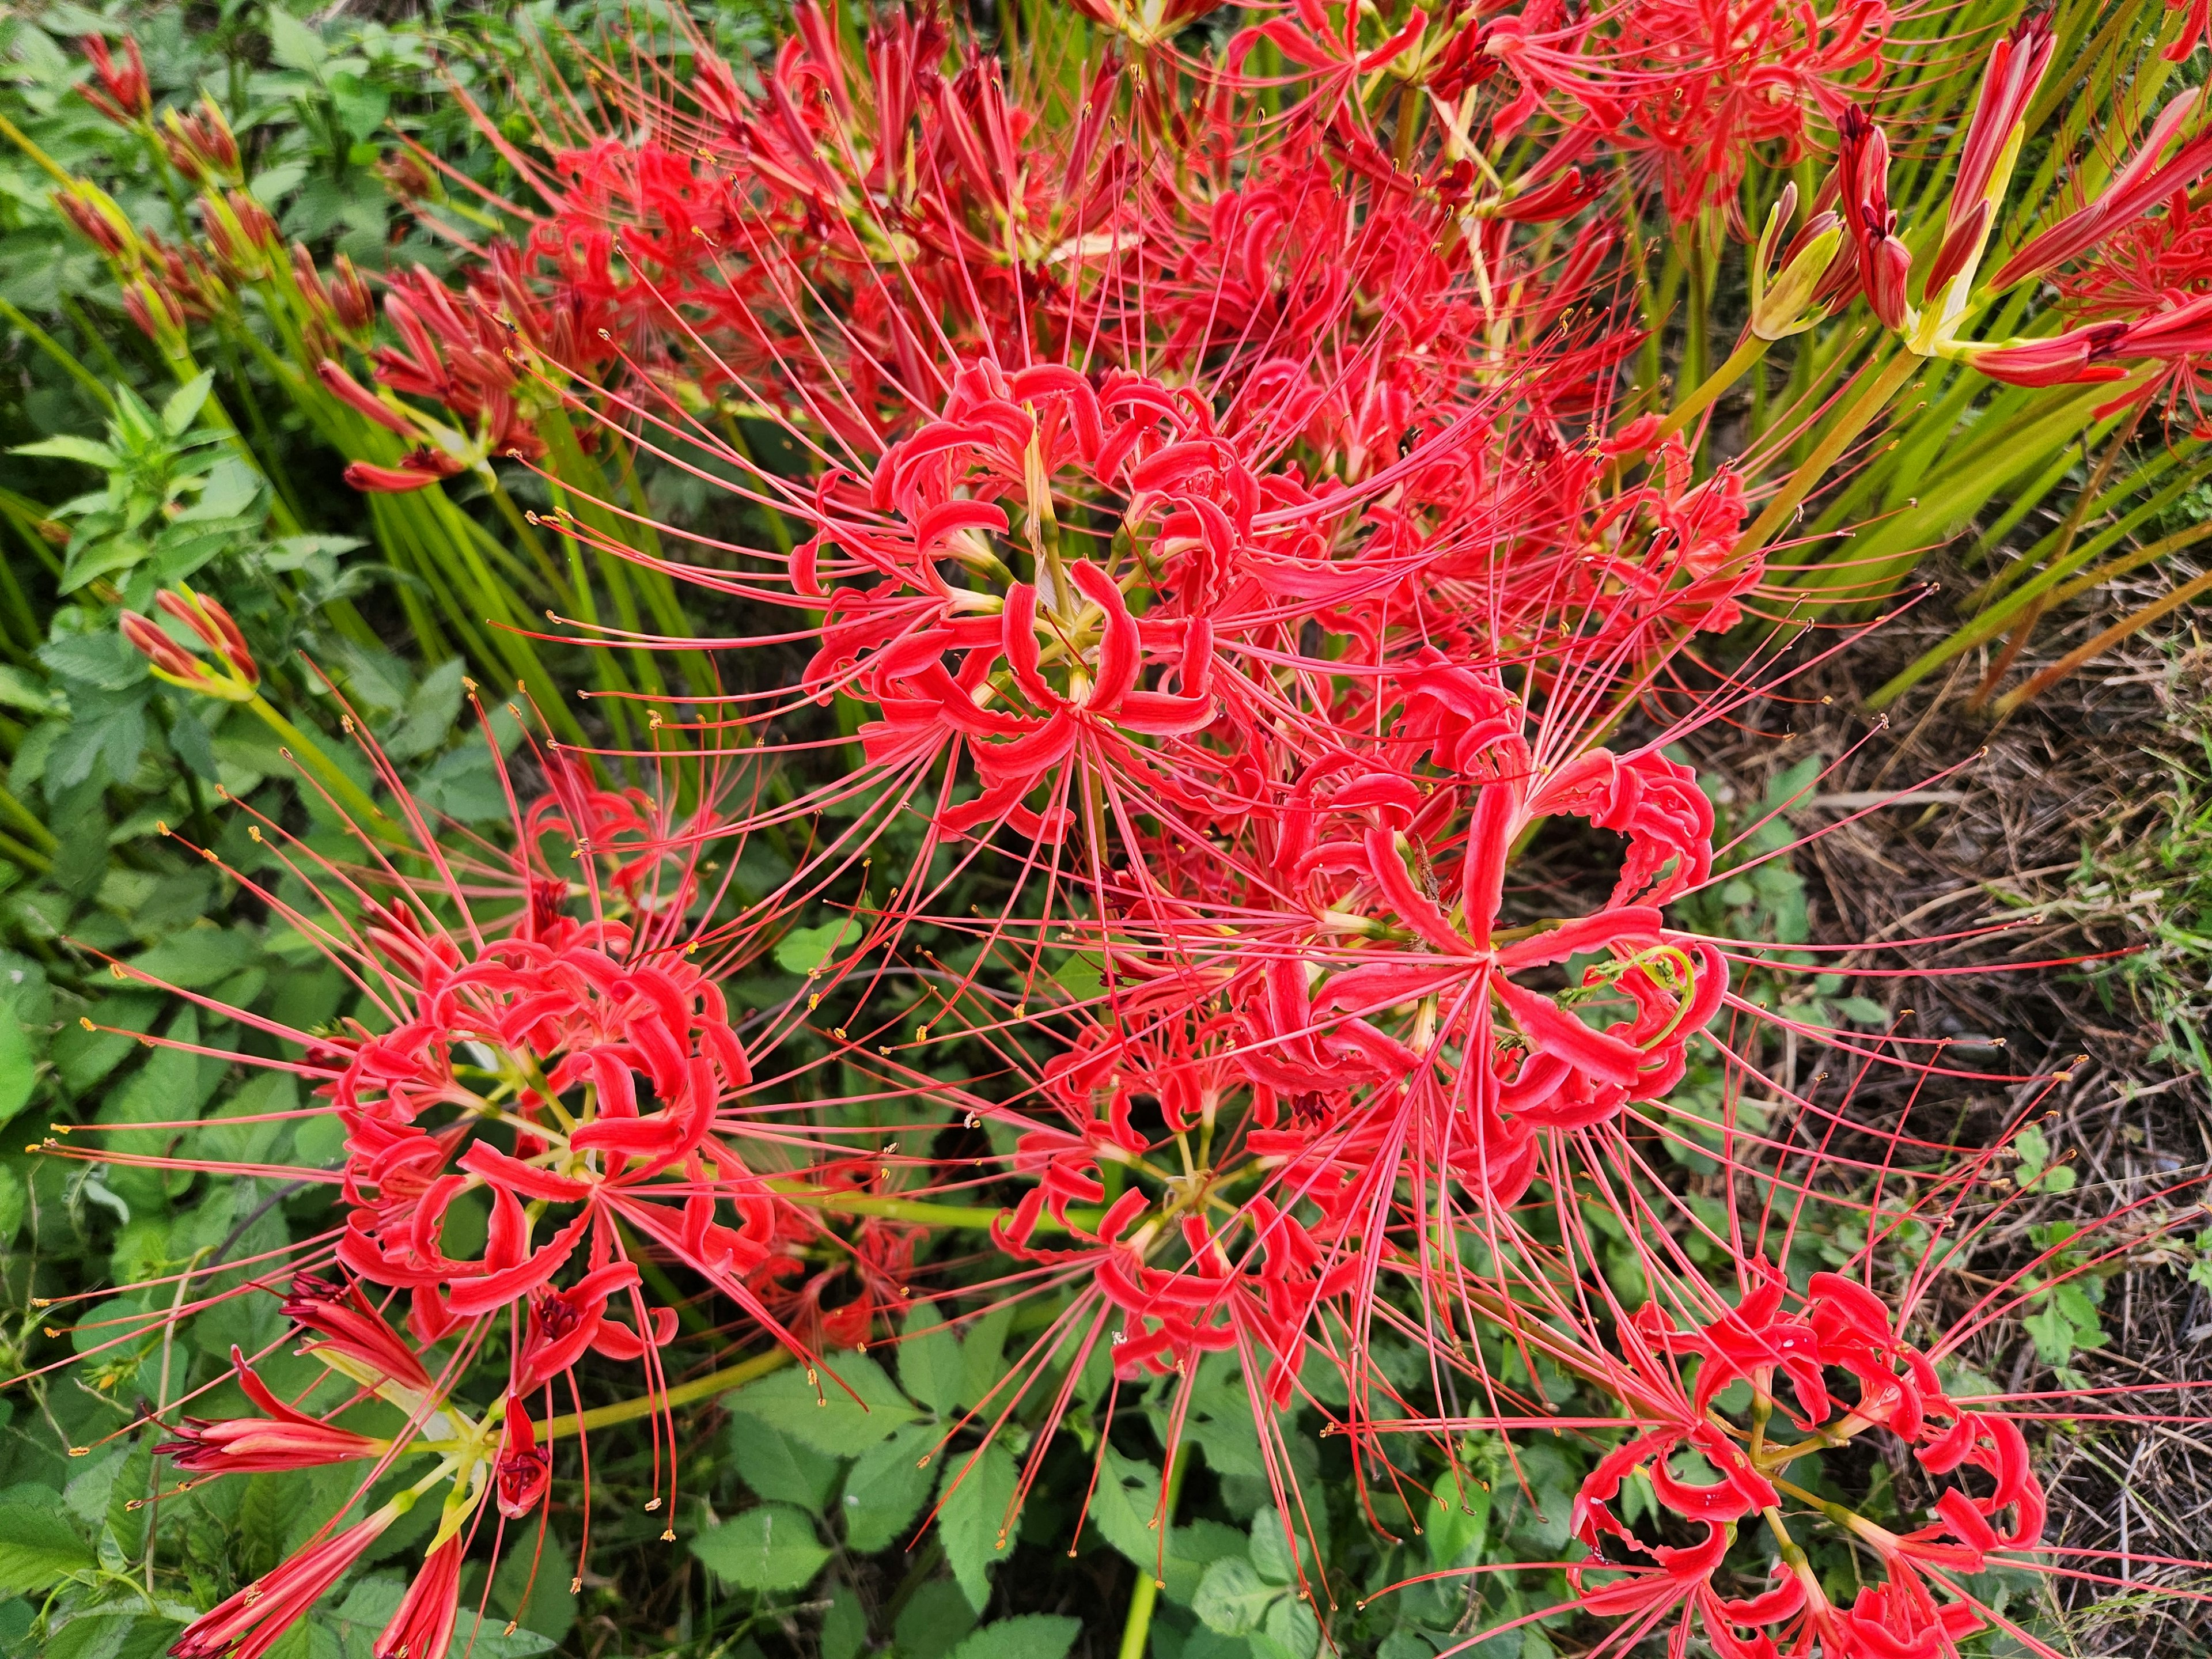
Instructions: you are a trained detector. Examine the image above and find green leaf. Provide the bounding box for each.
[725,1354,919,1455]
[161,372,215,438]
[0,666,58,715]
[0,1166,23,1247]
[2012,1124,2051,1183]
[265,8,328,71]
[943,1615,1082,1659]
[0,1006,34,1128]
[2023,1304,2074,1367]
[11,435,119,468]
[727,1414,842,1512]
[893,1580,977,1659]
[0,1502,94,1596]
[1192,1556,1279,1637]
[326,72,390,142]
[46,1609,182,1659]
[840,1420,938,1552]
[774,916,860,976]
[898,1301,965,1414]
[1424,1467,1493,1570]
[937,1441,1018,1612]
[1248,1508,1301,1586]
[127,924,257,990]
[385,659,465,762]
[1261,1594,1321,1659]
[820,1588,869,1659]
[955,1304,1013,1413]
[690,1503,831,1593]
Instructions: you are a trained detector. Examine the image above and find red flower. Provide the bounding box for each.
[78,36,150,126]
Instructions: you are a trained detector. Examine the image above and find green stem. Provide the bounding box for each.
[242,692,398,836]
[1118,1427,1191,1659]
[1737,349,1919,575]
[543,1349,790,1438]
[763,1179,1093,1234]
[1653,333,1768,448]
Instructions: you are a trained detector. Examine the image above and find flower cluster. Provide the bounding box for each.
[46,6,2204,1657]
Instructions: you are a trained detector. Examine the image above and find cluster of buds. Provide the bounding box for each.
[197,190,282,285]
[119,587,261,702]
[160,97,244,187]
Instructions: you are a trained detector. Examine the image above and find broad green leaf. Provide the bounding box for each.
[0,1007,34,1128]
[161,372,215,438]
[1261,1594,1321,1659]
[1248,1507,1301,1586]
[937,1440,1018,1612]
[266,8,328,71]
[0,1166,22,1247]
[726,1354,919,1455]
[0,1502,94,1595]
[893,1580,976,1659]
[820,1588,869,1659]
[774,916,860,976]
[326,72,390,142]
[840,1419,937,1552]
[691,1503,830,1593]
[45,1609,181,1659]
[1192,1556,1279,1637]
[955,1304,1013,1412]
[1424,1467,1493,1570]
[127,924,257,990]
[898,1301,965,1414]
[728,1413,842,1512]
[944,1615,1082,1659]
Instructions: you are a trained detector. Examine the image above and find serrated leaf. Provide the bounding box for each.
[839,1419,936,1552]
[265,8,328,71]
[943,1615,1082,1659]
[127,924,257,990]
[327,72,390,142]
[161,372,215,438]
[1262,1594,1321,1659]
[898,1301,964,1414]
[1192,1556,1278,1636]
[724,1354,919,1455]
[11,435,118,467]
[728,1413,842,1512]
[1248,1507,1301,1586]
[0,1502,94,1596]
[385,658,464,762]
[937,1440,1017,1612]
[955,1304,1013,1413]
[690,1502,830,1592]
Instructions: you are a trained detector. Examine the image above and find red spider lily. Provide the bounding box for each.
[343,446,468,493]
[377,1535,464,1659]
[78,35,150,126]
[170,1505,396,1659]
[1990,88,2212,291]
[1836,107,1914,330]
[156,1346,388,1475]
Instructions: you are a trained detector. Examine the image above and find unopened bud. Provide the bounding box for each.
[53,183,137,263]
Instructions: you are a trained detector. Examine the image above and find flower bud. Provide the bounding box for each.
[155,588,258,686]
[330,254,376,335]
[120,275,189,355]
[53,183,137,263]
[78,36,150,126]
[1750,191,1845,341]
[344,446,467,493]
[199,190,278,283]
[316,358,418,437]
[128,590,260,700]
[160,98,243,186]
